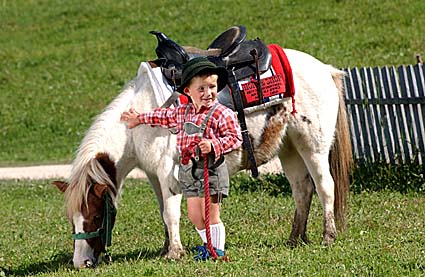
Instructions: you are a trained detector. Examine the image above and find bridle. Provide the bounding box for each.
[72,193,117,257]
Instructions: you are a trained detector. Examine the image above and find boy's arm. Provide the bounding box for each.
[121,107,179,129]
[120,108,140,129]
[210,109,243,159]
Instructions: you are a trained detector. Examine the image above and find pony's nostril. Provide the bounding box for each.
[105,253,113,263]
[84,259,95,268]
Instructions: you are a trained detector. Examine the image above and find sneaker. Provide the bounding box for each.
[193,244,210,261]
[192,244,226,261]
[214,248,225,257]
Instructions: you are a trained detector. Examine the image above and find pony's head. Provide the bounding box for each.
[53,153,118,269]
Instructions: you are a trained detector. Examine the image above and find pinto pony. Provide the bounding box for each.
[54,47,352,268]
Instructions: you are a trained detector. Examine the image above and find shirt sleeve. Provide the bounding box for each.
[210,108,243,159]
[137,107,178,129]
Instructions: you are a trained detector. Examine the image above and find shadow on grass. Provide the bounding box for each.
[111,247,162,262]
[3,248,162,276]
[2,251,72,276]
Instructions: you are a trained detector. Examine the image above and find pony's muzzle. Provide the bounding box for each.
[83,259,95,269]
[74,257,97,269]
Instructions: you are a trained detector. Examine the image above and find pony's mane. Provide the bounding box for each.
[64,81,136,218]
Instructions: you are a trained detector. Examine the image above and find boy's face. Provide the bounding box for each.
[184,74,219,111]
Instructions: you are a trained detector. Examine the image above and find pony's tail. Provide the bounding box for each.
[329,69,353,230]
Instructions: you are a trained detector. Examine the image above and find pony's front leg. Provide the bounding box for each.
[146,172,184,259]
[161,187,184,259]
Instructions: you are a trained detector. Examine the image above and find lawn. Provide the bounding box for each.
[1,1,424,276]
[1,179,424,276]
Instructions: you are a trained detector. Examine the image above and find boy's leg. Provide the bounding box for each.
[209,202,225,251]
[187,197,205,230]
[196,227,207,243]
[190,198,225,252]
[210,222,225,251]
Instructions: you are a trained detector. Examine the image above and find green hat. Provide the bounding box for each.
[178,57,228,93]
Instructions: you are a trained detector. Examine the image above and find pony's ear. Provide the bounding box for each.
[52,181,69,193]
[92,184,109,199]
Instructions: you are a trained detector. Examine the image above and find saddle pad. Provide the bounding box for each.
[267,44,296,113]
[139,62,175,106]
[235,45,295,110]
[267,44,295,98]
[237,68,286,107]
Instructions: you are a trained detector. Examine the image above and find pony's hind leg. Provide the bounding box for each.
[279,145,315,248]
[300,152,337,245]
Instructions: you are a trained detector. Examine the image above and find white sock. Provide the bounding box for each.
[210,222,225,251]
[196,227,207,244]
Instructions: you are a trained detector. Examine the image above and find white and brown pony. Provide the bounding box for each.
[54,47,352,268]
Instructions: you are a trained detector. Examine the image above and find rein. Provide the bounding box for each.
[203,153,218,260]
[181,141,218,259]
[72,193,117,254]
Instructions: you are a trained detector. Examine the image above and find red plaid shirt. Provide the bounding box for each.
[138,100,242,160]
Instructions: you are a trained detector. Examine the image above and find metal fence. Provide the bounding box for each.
[342,63,425,164]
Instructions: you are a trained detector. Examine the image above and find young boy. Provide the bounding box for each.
[120,57,242,259]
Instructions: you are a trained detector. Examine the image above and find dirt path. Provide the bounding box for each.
[0,165,146,180]
[0,158,282,180]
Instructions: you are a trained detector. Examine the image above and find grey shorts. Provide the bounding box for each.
[178,156,229,200]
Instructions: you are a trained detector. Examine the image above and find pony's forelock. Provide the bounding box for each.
[64,81,136,220]
[65,155,118,219]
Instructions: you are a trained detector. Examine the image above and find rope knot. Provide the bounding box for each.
[181,139,200,165]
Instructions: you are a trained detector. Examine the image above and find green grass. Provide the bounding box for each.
[1,3,424,275]
[1,0,424,165]
[1,179,424,276]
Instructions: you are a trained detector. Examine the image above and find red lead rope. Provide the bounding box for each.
[182,141,218,259]
[203,153,218,260]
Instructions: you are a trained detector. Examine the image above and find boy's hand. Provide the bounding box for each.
[198,139,212,155]
[120,108,140,129]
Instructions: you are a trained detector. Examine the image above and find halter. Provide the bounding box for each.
[72,193,117,254]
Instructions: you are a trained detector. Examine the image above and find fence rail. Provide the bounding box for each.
[342,64,425,164]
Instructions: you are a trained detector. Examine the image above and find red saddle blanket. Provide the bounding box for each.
[240,44,295,112]
[268,44,296,113]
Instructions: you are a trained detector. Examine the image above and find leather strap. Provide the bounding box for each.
[228,69,259,177]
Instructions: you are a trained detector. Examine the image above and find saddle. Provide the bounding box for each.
[150,25,272,89]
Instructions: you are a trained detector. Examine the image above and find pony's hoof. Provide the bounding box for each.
[322,232,336,245]
[285,238,298,249]
[300,234,311,245]
[164,246,185,260]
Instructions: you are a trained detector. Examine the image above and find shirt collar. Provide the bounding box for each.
[191,100,219,114]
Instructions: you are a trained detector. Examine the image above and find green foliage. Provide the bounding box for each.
[1,0,424,165]
[231,172,292,196]
[350,161,425,194]
[231,161,425,196]
[1,179,424,276]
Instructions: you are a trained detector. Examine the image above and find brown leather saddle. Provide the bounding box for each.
[150,25,272,90]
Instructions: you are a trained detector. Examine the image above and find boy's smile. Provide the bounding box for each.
[184,75,219,112]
